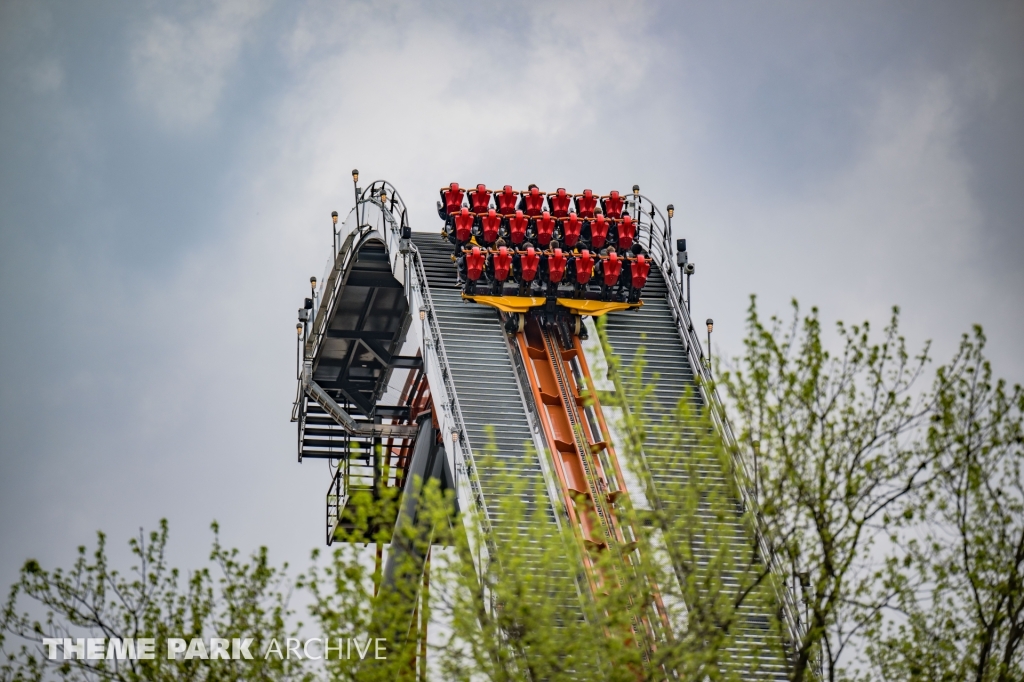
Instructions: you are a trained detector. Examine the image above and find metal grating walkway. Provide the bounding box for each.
[412,233,560,543]
[602,264,790,680]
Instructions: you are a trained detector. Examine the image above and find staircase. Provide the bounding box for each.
[412,232,564,546]
[601,264,790,680]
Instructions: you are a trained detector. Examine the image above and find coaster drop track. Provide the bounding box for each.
[291,178,801,679]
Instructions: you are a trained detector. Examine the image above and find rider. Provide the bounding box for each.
[548,188,572,218]
[589,210,609,250]
[507,209,528,246]
[490,239,512,295]
[517,243,540,296]
[439,182,465,240]
[494,185,518,215]
[628,248,651,303]
[519,184,546,217]
[465,245,486,295]
[575,189,598,218]
[535,210,555,248]
[545,241,567,296]
[453,207,475,249]
[599,247,623,301]
[617,213,637,251]
[468,183,491,213]
[480,208,501,246]
[570,248,595,298]
[560,211,581,248]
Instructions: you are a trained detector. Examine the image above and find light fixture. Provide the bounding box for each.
[296,323,303,335]
[632,184,640,196]
[331,210,338,225]
[667,204,674,219]
[310,276,317,289]
[706,318,714,371]
[451,430,460,443]
[379,190,387,204]
[351,169,359,184]
[419,309,426,321]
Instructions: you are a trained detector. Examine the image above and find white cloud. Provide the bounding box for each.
[261,0,654,216]
[694,70,1020,377]
[130,0,269,132]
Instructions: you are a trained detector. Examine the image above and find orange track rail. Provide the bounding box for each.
[513,317,669,658]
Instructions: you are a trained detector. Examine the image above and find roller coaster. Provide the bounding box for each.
[291,175,800,679]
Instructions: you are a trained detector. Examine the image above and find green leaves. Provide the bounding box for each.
[4,303,1020,681]
[867,328,1024,681]
[1,520,311,682]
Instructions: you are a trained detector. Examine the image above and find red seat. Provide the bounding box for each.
[575,250,594,284]
[509,210,528,245]
[454,207,474,243]
[603,190,624,219]
[521,247,539,282]
[535,211,555,246]
[548,248,566,283]
[466,246,485,281]
[631,254,650,289]
[602,252,622,286]
[561,213,581,247]
[575,189,597,218]
[590,215,608,249]
[522,187,545,216]
[493,246,512,281]
[468,183,490,213]
[617,214,636,250]
[442,182,465,216]
[481,209,500,244]
[548,188,571,217]
[495,185,518,215]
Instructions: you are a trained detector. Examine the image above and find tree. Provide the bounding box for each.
[4,302,1021,681]
[716,299,942,681]
[718,299,1024,682]
[863,327,1024,681]
[0,520,310,682]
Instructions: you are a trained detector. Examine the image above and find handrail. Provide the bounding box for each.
[629,194,806,655]
[330,180,497,568]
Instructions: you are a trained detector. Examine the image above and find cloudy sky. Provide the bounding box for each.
[1,0,1022,588]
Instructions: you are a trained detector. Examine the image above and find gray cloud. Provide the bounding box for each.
[1,0,1021,602]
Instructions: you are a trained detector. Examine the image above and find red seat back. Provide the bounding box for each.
[521,247,539,281]
[481,209,500,244]
[561,213,581,247]
[603,190,624,219]
[548,248,566,283]
[495,185,518,215]
[603,252,622,286]
[509,210,527,244]
[549,188,571,217]
[466,247,485,281]
[523,187,545,216]
[631,254,650,289]
[576,189,597,218]
[469,183,490,212]
[493,246,512,281]
[455,207,474,242]
[590,215,608,249]
[576,250,594,284]
[535,211,554,246]
[617,214,636,250]
[442,183,465,215]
